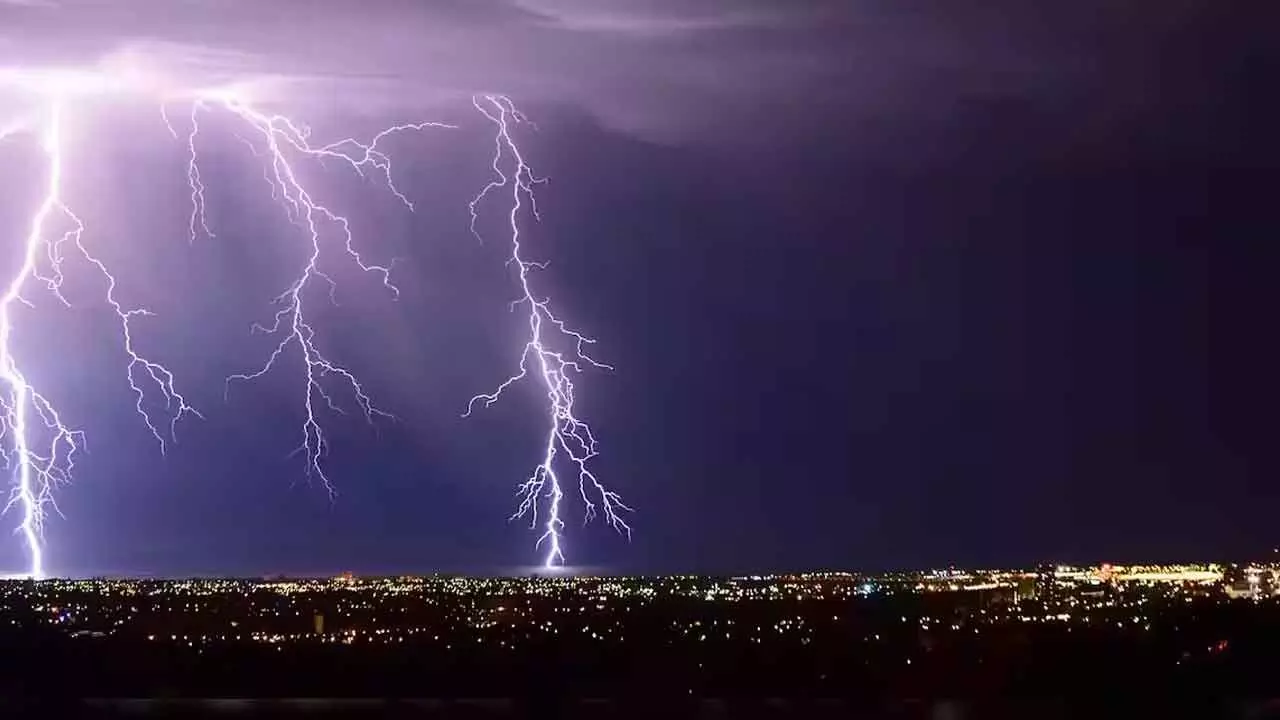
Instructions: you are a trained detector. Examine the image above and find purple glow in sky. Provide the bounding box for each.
[0,0,1265,580]
[0,1,680,577]
[0,0,1126,147]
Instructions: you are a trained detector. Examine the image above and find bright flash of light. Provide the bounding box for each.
[465,95,631,568]
[0,57,176,100]
[0,98,200,580]
[0,67,130,98]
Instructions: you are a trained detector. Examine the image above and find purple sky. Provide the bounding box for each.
[0,0,1274,577]
[0,0,1194,147]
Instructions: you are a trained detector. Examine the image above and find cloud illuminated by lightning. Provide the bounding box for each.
[465,94,631,568]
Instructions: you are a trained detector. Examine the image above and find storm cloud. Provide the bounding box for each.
[2,0,1238,149]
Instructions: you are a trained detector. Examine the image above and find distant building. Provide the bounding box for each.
[1225,577,1259,599]
[1224,568,1275,599]
[1016,576,1037,601]
[1034,564,1059,602]
[313,612,325,635]
[926,585,1018,619]
[1078,584,1109,601]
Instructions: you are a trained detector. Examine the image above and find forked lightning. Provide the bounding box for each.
[0,76,200,580]
[0,65,628,578]
[465,95,631,568]
[174,94,453,497]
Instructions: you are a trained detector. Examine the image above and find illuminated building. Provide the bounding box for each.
[1034,564,1059,602]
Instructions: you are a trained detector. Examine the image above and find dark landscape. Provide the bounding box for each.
[4,565,1280,718]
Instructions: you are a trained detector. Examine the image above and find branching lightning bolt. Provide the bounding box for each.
[1,65,630,576]
[0,101,198,579]
[175,93,453,496]
[464,95,631,568]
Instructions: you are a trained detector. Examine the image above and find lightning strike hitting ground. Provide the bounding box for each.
[465,95,631,568]
[0,63,629,576]
[0,87,199,580]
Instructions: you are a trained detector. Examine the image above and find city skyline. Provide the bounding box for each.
[14,554,1280,582]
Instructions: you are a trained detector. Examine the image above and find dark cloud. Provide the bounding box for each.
[0,2,1025,138]
[0,1,1270,154]
[0,0,1273,575]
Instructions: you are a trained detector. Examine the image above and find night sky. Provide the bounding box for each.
[0,1,1276,576]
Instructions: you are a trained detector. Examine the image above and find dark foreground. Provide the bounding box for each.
[3,576,1280,717]
[6,697,1280,720]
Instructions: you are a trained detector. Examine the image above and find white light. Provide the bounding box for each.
[0,68,126,97]
[0,58,174,100]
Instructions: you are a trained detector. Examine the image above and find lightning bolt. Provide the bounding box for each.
[1,66,629,575]
[0,101,198,579]
[175,92,454,496]
[465,95,631,567]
